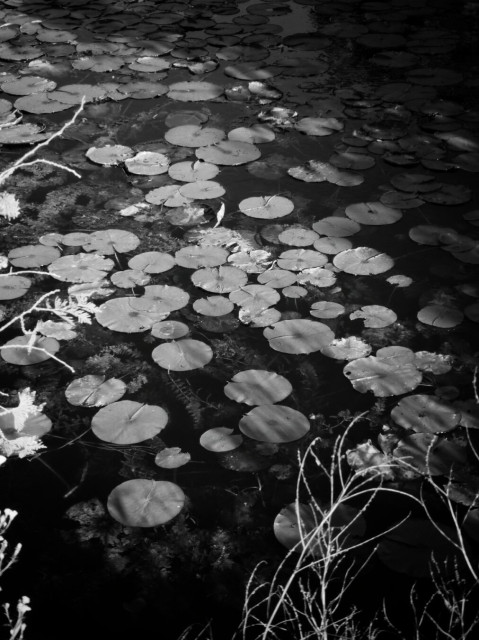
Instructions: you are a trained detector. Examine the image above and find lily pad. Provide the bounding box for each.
[107,479,185,527]
[8,245,60,268]
[128,252,175,274]
[344,350,422,397]
[333,247,394,275]
[391,394,460,434]
[196,140,261,166]
[191,266,248,293]
[124,151,170,175]
[96,297,168,333]
[199,427,243,452]
[239,405,310,443]
[86,145,134,166]
[167,81,223,101]
[0,275,31,300]
[164,124,225,147]
[155,447,191,469]
[65,375,126,407]
[345,202,402,226]
[264,319,334,354]
[224,369,292,406]
[0,335,60,365]
[152,339,213,371]
[92,400,167,444]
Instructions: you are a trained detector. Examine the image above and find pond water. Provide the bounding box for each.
[0,1,479,639]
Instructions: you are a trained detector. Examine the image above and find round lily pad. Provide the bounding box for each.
[128,251,175,274]
[124,151,169,175]
[350,305,397,328]
[277,249,328,271]
[92,400,168,444]
[191,266,248,293]
[152,339,213,371]
[345,202,402,226]
[65,375,126,407]
[83,229,140,255]
[143,285,190,311]
[151,321,189,340]
[199,427,243,452]
[175,246,228,269]
[417,305,463,328]
[391,395,460,434]
[8,244,60,268]
[86,144,134,166]
[239,195,294,219]
[224,369,292,405]
[107,479,185,527]
[0,335,60,365]
[155,447,191,469]
[264,319,334,354]
[167,81,223,101]
[164,124,225,147]
[48,253,114,283]
[96,297,168,333]
[196,140,261,166]
[193,295,234,316]
[333,247,394,275]
[312,217,361,237]
[344,353,422,397]
[0,275,31,300]
[239,405,310,443]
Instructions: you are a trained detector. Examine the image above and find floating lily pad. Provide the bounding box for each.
[191,266,248,293]
[193,295,234,316]
[239,405,310,443]
[312,217,361,237]
[124,151,169,175]
[350,305,397,328]
[86,145,134,166]
[152,339,213,371]
[392,433,468,476]
[155,447,191,469]
[49,253,114,283]
[128,252,175,274]
[277,249,327,271]
[0,275,31,300]
[344,350,422,397]
[107,479,185,527]
[417,305,463,328]
[310,301,345,319]
[168,160,219,182]
[96,297,168,333]
[0,335,60,365]
[110,269,150,288]
[8,245,60,268]
[264,319,334,354]
[224,369,292,405]
[167,81,223,101]
[65,375,126,407]
[391,394,460,434]
[200,427,243,452]
[165,124,225,147]
[333,247,394,275]
[179,180,225,200]
[320,336,372,361]
[151,321,189,340]
[92,400,167,444]
[83,229,140,255]
[345,202,402,226]
[229,285,280,311]
[143,285,190,311]
[196,140,261,165]
[175,246,228,269]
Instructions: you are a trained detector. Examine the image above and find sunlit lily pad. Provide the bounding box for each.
[239,405,310,443]
[277,249,327,271]
[155,447,191,469]
[312,217,360,237]
[417,304,463,328]
[344,350,422,397]
[333,247,394,275]
[175,246,228,269]
[83,229,140,255]
[49,253,114,283]
[0,335,60,365]
[124,151,170,175]
[320,336,372,361]
[264,319,334,354]
[196,140,261,165]
[151,321,189,340]
[200,427,243,452]
[96,297,168,333]
[152,339,213,371]
[310,301,345,319]
[110,269,150,288]
[345,202,402,226]
[192,266,248,293]
[92,400,167,444]
[143,285,189,311]
[168,160,219,182]
[165,124,225,147]
[86,145,134,166]
[224,369,292,405]
[167,81,223,101]
[350,305,397,328]
[65,375,126,407]
[128,252,175,274]
[193,295,234,316]
[391,395,460,434]
[107,479,185,527]
[0,275,31,300]
[8,245,60,268]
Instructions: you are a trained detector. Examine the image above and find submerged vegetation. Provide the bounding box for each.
[0,0,479,638]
